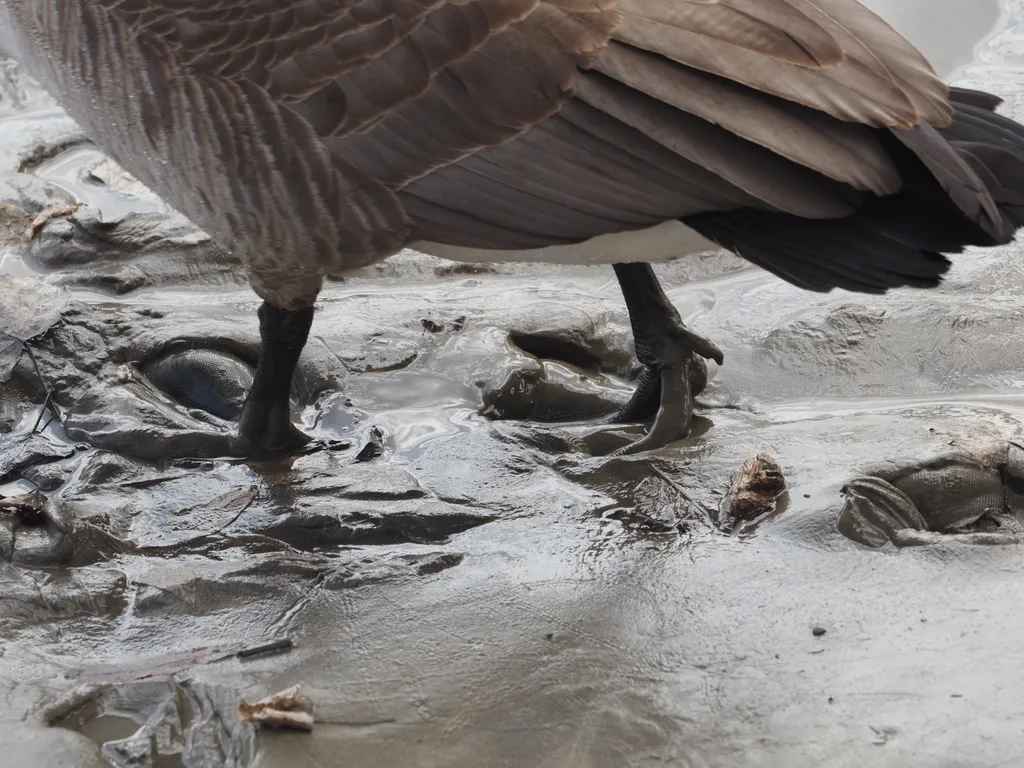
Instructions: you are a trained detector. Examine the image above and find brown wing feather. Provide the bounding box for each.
[398,0,963,250]
[594,41,901,195]
[71,0,617,277]
[613,0,932,128]
[45,0,967,267]
[401,99,760,247]
[810,0,953,125]
[615,0,845,67]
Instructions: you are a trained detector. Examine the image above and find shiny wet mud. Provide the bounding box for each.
[2,4,1023,767]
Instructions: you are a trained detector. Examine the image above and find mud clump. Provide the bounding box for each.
[837,442,1024,548]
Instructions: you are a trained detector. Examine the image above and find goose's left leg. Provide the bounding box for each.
[230,302,314,457]
[610,263,723,454]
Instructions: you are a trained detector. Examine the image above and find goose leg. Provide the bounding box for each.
[609,263,723,455]
[229,302,314,457]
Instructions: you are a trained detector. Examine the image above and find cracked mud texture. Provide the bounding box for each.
[3,2,1024,767]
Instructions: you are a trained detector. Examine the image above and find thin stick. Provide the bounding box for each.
[237,638,294,660]
[2,332,63,432]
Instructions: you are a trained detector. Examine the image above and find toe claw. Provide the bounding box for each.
[676,327,724,366]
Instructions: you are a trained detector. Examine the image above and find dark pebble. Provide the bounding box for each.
[355,426,386,462]
[812,626,826,637]
[544,631,554,640]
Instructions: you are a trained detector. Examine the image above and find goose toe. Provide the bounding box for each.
[609,263,721,454]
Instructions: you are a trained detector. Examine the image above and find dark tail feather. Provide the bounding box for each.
[951,141,1024,227]
[948,86,1004,112]
[941,89,1024,230]
[940,106,1024,155]
[886,121,1009,243]
[866,88,1024,257]
[680,88,1024,295]
[682,209,951,294]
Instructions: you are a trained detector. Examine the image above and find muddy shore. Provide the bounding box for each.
[3,3,1024,766]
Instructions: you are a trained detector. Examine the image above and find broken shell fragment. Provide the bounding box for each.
[237,684,314,732]
[717,452,786,533]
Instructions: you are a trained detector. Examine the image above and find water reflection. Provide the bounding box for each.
[316,372,482,460]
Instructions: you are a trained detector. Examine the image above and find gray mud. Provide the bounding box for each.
[1,5,1022,767]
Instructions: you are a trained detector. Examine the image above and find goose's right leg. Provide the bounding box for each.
[609,263,723,455]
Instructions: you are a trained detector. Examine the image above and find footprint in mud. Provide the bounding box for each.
[141,346,255,423]
[54,322,344,461]
[837,440,1024,548]
[484,329,707,426]
[476,330,631,425]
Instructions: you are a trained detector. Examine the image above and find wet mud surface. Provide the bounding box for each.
[2,4,1024,767]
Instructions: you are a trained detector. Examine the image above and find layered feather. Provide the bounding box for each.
[4,0,1022,305]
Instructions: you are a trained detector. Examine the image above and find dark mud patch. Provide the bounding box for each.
[508,331,606,372]
[49,450,494,557]
[260,491,494,548]
[561,454,716,533]
[0,433,78,484]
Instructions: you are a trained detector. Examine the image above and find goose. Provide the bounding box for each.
[2,0,1023,457]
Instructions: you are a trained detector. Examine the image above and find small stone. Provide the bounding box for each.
[812,626,826,637]
[355,425,386,462]
[544,631,554,640]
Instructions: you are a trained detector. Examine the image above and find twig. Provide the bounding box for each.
[2,331,63,432]
[649,464,693,502]
[237,638,294,660]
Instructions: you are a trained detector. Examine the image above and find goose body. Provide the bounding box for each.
[2,0,1024,455]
